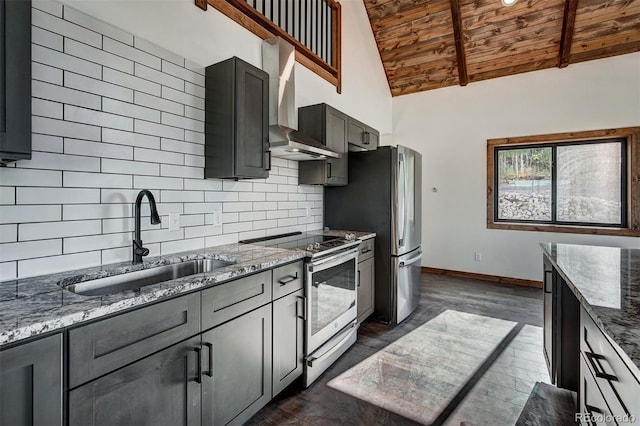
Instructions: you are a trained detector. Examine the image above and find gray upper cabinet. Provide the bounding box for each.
[348,117,379,151]
[0,334,62,426]
[298,103,348,186]
[0,0,31,163]
[205,57,270,179]
[69,336,202,426]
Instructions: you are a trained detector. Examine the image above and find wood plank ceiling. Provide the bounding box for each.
[364,0,640,96]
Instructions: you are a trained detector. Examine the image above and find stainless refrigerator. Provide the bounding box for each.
[324,145,422,324]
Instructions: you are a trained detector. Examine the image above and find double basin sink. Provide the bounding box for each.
[61,258,235,296]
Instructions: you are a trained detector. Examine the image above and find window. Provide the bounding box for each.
[487,127,640,237]
[198,0,342,93]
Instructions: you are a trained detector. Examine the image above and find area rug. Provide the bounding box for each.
[327,310,518,425]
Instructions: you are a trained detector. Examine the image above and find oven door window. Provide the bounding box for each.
[310,257,356,336]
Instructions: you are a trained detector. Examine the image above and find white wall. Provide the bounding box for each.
[56,0,393,134]
[391,53,640,281]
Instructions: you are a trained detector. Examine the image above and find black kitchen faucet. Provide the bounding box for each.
[133,189,161,264]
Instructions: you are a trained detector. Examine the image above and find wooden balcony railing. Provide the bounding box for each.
[197,0,342,93]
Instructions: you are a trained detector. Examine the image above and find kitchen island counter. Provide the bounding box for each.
[541,242,640,379]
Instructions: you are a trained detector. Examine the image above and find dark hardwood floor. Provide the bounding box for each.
[247,273,546,426]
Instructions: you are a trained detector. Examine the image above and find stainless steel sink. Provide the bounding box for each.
[61,259,234,296]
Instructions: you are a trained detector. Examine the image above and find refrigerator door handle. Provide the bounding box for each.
[399,251,423,267]
[398,153,406,247]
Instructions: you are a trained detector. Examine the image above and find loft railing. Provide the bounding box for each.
[197,0,342,92]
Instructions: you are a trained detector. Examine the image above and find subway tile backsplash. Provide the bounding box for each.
[0,0,323,281]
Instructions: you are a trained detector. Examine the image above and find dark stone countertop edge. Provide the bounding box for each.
[540,243,640,381]
[0,244,305,348]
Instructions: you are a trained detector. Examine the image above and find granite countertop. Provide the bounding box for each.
[0,229,375,348]
[541,243,640,377]
[0,243,305,348]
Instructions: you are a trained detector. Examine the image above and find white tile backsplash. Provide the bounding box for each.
[0,0,323,280]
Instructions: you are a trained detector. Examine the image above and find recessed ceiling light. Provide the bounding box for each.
[501,0,517,5]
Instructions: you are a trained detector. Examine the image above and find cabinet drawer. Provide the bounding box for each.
[272,261,303,300]
[202,270,271,329]
[68,293,200,388]
[580,308,639,420]
[580,354,616,426]
[358,238,374,262]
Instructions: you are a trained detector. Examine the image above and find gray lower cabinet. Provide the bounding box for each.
[357,257,375,323]
[357,238,375,323]
[202,304,273,426]
[272,289,305,396]
[0,334,62,426]
[69,336,202,426]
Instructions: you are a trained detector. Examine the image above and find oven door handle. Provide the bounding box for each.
[307,248,359,273]
[306,322,357,367]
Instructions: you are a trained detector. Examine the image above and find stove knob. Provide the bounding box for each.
[345,233,356,241]
[314,242,321,249]
[306,244,314,251]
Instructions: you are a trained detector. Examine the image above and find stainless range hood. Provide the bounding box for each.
[262,37,340,161]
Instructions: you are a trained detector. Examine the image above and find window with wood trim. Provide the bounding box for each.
[198,0,342,93]
[487,127,640,237]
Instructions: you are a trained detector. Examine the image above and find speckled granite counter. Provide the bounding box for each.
[541,243,640,378]
[0,243,305,347]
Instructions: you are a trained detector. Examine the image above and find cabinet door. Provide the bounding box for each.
[69,336,201,426]
[0,0,31,162]
[357,256,375,323]
[273,289,304,397]
[348,119,367,149]
[325,107,348,185]
[202,304,272,426]
[234,59,269,178]
[0,334,62,426]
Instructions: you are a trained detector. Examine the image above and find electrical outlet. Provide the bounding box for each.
[212,210,223,227]
[306,206,311,218]
[169,212,181,231]
[474,252,481,262]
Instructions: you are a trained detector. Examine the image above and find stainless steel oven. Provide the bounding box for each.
[304,245,359,386]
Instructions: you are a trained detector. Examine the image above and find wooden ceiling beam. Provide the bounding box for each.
[558,0,579,68]
[449,0,468,86]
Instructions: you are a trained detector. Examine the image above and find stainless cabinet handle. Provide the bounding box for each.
[360,248,371,254]
[297,296,307,320]
[278,273,298,286]
[266,151,272,171]
[194,347,202,383]
[585,351,618,381]
[357,270,361,287]
[204,342,213,378]
[327,162,332,179]
[363,131,370,145]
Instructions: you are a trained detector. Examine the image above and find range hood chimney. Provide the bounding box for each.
[262,37,340,161]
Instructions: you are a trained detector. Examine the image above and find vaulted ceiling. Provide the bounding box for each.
[363,0,640,96]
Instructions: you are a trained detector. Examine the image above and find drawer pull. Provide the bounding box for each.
[360,248,371,254]
[278,273,298,286]
[585,351,618,381]
[194,347,202,384]
[204,342,213,378]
